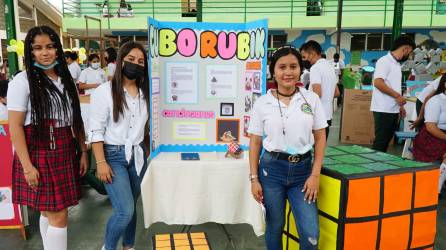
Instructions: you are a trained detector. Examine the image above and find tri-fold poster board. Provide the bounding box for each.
[148,18,268,158]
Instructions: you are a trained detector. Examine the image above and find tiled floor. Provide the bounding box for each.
[1,109,445,250]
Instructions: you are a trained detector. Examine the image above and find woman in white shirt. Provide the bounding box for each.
[64,51,81,83]
[105,47,117,81]
[248,46,327,250]
[7,26,88,250]
[78,53,106,95]
[413,73,446,163]
[89,41,149,250]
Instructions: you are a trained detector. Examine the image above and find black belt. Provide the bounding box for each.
[266,150,311,163]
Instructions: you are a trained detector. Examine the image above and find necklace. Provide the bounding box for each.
[277,88,297,98]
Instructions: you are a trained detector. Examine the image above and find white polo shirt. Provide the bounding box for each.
[248,88,327,154]
[78,67,106,95]
[7,71,72,126]
[417,76,441,103]
[309,58,337,120]
[107,62,116,78]
[68,61,81,82]
[424,93,446,130]
[370,52,402,113]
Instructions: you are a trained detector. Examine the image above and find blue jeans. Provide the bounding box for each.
[259,151,319,250]
[103,144,148,250]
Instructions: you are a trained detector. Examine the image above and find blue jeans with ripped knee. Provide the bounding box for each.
[259,151,319,250]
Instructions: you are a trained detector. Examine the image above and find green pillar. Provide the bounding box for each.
[4,0,18,78]
[197,0,202,22]
[391,0,404,43]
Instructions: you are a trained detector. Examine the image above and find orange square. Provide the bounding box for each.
[411,210,437,248]
[174,239,190,246]
[193,246,210,250]
[175,247,191,250]
[155,247,171,250]
[346,178,380,218]
[155,234,171,241]
[190,232,206,239]
[155,240,171,248]
[344,221,378,250]
[379,215,410,250]
[383,173,413,213]
[414,169,439,208]
[192,238,208,245]
[173,233,188,240]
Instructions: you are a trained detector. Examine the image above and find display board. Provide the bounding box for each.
[0,122,25,238]
[147,18,268,158]
[283,145,438,250]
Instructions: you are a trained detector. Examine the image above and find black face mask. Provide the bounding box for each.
[303,60,312,70]
[399,54,409,63]
[122,61,145,80]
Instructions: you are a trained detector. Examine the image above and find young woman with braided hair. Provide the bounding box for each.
[7,26,88,250]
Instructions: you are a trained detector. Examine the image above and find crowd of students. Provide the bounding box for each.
[2,25,445,250]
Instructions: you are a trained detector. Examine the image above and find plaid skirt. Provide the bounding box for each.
[12,125,81,211]
[413,126,446,163]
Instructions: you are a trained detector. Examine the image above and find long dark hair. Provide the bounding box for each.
[433,73,446,96]
[105,47,117,64]
[111,41,149,122]
[24,26,83,140]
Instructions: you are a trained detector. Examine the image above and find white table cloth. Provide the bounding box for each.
[141,152,265,236]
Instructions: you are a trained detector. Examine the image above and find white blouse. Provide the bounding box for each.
[7,71,72,127]
[89,82,148,175]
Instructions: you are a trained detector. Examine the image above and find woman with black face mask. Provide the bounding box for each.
[88,41,149,250]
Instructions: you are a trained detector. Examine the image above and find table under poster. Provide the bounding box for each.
[283,145,439,250]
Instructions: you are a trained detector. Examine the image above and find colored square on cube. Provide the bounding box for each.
[193,246,210,250]
[388,159,432,168]
[324,164,369,175]
[323,157,341,165]
[359,152,401,162]
[383,173,413,213]
[411,210,437,248]
[174,233,188,240]
[346,177,380,217]
[335,145,375,154]
[155,240,171,248]
[344,221,378,250]
[379,215,410,250]
[415,169,440,208]
[190,232,206,239]
[360,162,400,172]
[318,175,341,219]
[174,239,190,246]
[155,234,171,241]
[319,216,337,250]
[330,155,374,164]
[325,147,347,156]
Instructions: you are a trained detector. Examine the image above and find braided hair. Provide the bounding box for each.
[24,26,84,141]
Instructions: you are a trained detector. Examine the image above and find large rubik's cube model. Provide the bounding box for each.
[283,145,439,250]
[152,232,211,250]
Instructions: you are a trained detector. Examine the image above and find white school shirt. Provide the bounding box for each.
[107,62,116,79]
[370,52,402,113]
[78,67,106,95]
[68,61,81,82]
[417,76,441,103]
[330,59,345,76]
[89,82,148,176]
[0,103,7,121]
[248,88,327,154]
[424,93,446,130]
[7,71,72,126]
[309,58,337,120]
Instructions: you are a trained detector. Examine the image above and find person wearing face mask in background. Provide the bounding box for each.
[89,41,149,250]
[78,53,106,95]
[64,51,81,83]
[370,35,415,152]
[104,47,117,81]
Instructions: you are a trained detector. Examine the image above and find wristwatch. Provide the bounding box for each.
[249,174,258,182]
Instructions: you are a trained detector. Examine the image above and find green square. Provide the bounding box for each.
[331,155,375,164]
[324,164,370,175]
[387,160,433,168]
[325,147,347,157]
[359,152,401,162]
[360,162,400,171]
[334,145,375,154]
[323,157,341,165]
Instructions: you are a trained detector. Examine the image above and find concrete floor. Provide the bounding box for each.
[1,109,445,250]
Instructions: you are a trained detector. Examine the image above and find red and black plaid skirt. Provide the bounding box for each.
[12,125,81,211]
[413,126,446,163]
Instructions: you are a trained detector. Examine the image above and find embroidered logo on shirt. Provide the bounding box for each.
[301,103,313,115]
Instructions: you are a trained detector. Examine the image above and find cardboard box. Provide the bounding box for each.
[340,89,374,145]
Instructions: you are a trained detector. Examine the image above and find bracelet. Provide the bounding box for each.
[96,160,107,165]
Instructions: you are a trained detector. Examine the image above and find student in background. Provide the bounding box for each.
[331,53,345,107]
[0,80,8,120]
[370,35,415,152]
[78,54,106,95]
[104,47,117,81]
[64,51,81,83]
[300,40,338,139]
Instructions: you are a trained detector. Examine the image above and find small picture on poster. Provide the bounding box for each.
[252,93,261,107]
[216,119,240,143]
[243,116,251,137]
[244,95,252,112]
[206,65,237,99]
[244,72,253,91]
[220,103,234,117]
[165,62,198,104]
[253,72,261,93]
[0,187,14,220]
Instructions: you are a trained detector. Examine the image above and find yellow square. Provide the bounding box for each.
[155,240,171,248]
[175,247,191,250]
[173,233,188,240]
[190,232,206,239]
[155,247,171,250]
[193,246,210,250]
[155,234,171,241]
[174,239,190,247]
[192,238,208,245]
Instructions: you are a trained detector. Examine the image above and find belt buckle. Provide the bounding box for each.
[288,154,300,163]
